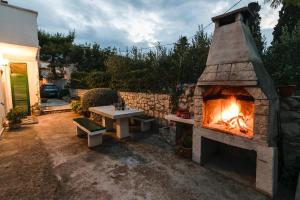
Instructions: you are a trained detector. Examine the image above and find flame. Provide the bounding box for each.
[220,96,240,122]
[207,96,252,135]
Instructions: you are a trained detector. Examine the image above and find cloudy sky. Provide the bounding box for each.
[10,0,281,51]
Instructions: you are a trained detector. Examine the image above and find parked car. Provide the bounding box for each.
[40,83,59,98]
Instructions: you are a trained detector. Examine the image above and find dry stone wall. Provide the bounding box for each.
[119,92,173,123]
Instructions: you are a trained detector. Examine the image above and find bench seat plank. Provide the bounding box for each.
[73,118,105,132]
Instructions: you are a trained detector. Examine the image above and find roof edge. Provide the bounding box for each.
[0,2,38,15]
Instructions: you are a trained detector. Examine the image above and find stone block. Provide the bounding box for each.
[255,99,269,106]
[205,65,218,73]
[192,131,201,163]
[217,63,232,72]
[230,70,257,81]
[256,146,277,197]
[199,72,216,81]
[231,62,254,71]
[245,87,267,100]
[215,71,230,80]
[194,114,202,121]
[255,105,269,115]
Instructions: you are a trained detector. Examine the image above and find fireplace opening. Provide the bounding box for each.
[201,137,257,185]
[202,87,254,138]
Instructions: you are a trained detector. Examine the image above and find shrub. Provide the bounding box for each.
[81,88,118,112]
[6,107,27,123]
[71,100,82,114]
[70,72,88,89]
[59,88,70,98]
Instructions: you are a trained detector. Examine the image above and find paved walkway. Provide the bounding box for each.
[0,112,268,200]
[41,98,71,112]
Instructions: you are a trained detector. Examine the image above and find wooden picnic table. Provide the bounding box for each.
[89,105,144,139]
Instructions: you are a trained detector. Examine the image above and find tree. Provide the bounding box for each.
[264,21,300,86]
[248,2,265,55]
[272,3,300,43]
[38,31,75,79]
[172,36,190,86]
[265,0,300,8]
[69,43,115,72]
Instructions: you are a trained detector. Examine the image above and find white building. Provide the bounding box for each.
[0,2,40,133]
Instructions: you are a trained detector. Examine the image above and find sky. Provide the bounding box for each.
[10,0,281,51]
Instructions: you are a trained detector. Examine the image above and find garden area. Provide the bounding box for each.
[1,1,300,200]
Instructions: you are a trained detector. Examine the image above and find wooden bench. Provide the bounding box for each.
[73,118,106,147]
[133,115,155,132]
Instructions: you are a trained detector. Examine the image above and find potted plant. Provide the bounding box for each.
[31,103,41,116]
[273,65,298,97]
[6,107,26,130]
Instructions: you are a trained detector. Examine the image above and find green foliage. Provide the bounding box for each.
[70,71,110,89]
[272,4,300,43]
[103,26,211,93]
[81,88,118,112]
[248,2,266,55]
[38,30,75,79]
[69,43,115,72]
[70,71,89,89]
[265,0,300,8]
[71,100,82,114]
[264,21,300,86]
[59,89,70,98]
[6,107,27,123]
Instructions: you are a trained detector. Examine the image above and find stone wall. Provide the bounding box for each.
[178,84,195,115]
[280,96,300,183]
[69,89,89,99]
[119,92,173,124]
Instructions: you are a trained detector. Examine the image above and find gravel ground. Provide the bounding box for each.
[0,112,269,200]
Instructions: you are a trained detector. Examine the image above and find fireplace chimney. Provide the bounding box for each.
[193,5,279,197]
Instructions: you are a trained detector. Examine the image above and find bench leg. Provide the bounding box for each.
[116,118,129,139]
[88,134,102,148]
[141,122,151,132]
[77,127,85,136]
[102,117,114,131]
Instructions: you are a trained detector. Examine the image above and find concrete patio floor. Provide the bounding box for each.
[0,112,268,200]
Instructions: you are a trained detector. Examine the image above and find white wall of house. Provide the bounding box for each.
[0,3,38,47]
[0,3,39,128]
[0,70,5,133]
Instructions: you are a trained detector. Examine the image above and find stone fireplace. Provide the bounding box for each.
[192,7,279,197]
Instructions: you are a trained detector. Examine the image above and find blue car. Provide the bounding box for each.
[40,83,59,98]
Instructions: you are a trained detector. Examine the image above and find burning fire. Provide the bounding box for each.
[206,96,253,136]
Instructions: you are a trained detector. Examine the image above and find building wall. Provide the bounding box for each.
[0,71,5,133]
[0,3,38,48]
[0,3,39,119]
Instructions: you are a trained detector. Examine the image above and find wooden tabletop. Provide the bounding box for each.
[89,105,144,119]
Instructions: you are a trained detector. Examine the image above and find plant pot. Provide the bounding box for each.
[176,110,182,117]
[181,112,191,119]
[32,109,41,116]
[175,145,192,159]
[8,122,21,130]
[277,85,296,97]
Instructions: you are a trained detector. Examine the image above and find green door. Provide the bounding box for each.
[10,63,30,114]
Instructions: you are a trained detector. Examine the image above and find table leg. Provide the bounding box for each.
[116,118,129,138]
[102,117,114,130]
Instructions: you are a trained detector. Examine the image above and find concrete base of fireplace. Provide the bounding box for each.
[193,127,278,197]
